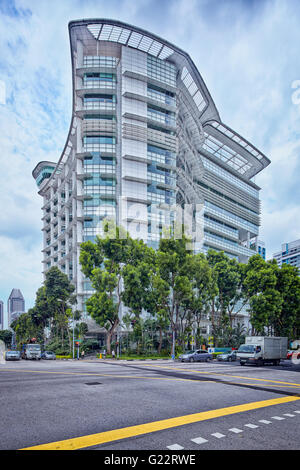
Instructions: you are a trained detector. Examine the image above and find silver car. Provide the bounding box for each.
[217,351,237,362]
[41,351,56,360]
[5,350,21,361]
[179,349,213,363]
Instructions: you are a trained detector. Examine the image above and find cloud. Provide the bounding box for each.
[0,0,299,310]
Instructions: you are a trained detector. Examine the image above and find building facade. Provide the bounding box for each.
[250,239,266,260]
[7,289,25,327]
[32,20,270,331]
[273,239,300,271]
[0,300,3,330]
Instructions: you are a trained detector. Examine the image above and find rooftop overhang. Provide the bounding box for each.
[68,19,221,123]
[34,19,270,193]
[203,120,270,180]
[32,161,57,180]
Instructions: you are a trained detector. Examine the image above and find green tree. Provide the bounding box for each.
[11,312,39,347]
[244,255,282,335]
[273,263,300,338]
[0,330,13,348]
[44,266,76,353]
[156,236,193,355]
[244,256,300,338]
[207,250,247,346]
[187,253,217,348]
[80,225,147,354]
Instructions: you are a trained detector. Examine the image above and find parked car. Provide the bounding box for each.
[287,350,300,360]
[178,350,213,363]
[5,350,21,361]
[217,351,237,362]
[41,351,56,360]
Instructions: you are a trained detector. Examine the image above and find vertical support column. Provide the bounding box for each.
[247,231,250,249]
[50,184,55,264]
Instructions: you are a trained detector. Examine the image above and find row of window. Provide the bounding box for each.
[83,136,116,144]
[204,214,238,237]
[83,153,115,164]
[147,84,176,106]
[201,156,259,198]
[84,73,116,82]
[198,181,259,217]
[204,201,259,233]
[147,104,176,126]
[147,55,177,88]
[84,94,116,103]
[83,176,116,186]
[83,56,118,68]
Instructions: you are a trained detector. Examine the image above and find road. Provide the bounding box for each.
[0,358,300,450]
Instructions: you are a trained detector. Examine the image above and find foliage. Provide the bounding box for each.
[11,267,78,353]
[0,330,13,347]
[79,224,153,354]
[244,255,300,338]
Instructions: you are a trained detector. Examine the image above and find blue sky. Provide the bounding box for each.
[0,0,300,318]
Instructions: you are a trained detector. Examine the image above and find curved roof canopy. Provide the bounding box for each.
[35,19,270,193]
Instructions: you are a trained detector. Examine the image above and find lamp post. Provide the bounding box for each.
[72,310,74,360]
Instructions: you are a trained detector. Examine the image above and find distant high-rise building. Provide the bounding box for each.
[7,289,25,326]
[0,301,3,330]
[273,239,300,271]
[250,239,266,260]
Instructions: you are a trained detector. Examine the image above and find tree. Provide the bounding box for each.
[187,253,216,348]
[273,263,300,338]
[80,225,149,354]
[29,287,52,343]
[244,255,283,335]
[127,268,171,355]
[207,250,247,346]
[11,312,39,347]
[155,236,193,355]
[44,267,76,353]
[244,256,300,338]
[0,330,13,348]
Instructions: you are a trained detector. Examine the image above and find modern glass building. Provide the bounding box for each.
[273,239,300,271]
[32,19,270,330]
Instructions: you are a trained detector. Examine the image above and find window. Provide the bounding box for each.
[147,56,176,87]
[83,56,118,68]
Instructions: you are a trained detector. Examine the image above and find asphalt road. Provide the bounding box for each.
[0,358,300,451]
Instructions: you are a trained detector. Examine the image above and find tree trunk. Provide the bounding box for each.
[106,318,119,355]
[106,331,112,355]
[158,327,163,355]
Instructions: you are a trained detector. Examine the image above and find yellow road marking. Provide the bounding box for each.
[136,364,300,388]
[3,363,300,388]
[0,368,212,383]
[21,395,300,450]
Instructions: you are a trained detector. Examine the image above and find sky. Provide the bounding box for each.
[0,0,300,317]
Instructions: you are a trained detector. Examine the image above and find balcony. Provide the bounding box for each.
[76,81,117,97]
[82,119,116,136]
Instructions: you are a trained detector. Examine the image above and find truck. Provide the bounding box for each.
[237,336,287,366]
[21,342,42,360]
